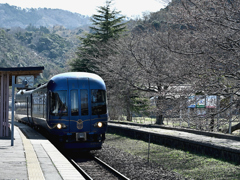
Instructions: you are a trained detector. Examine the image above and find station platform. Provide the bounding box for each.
[0,121,85,180]
[108,121,240,164]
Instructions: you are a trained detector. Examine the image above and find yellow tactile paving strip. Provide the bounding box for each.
[18,128,45,180]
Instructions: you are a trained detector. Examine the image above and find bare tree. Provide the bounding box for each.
[88,0,240,130]
[91,27,195,124]
[167,0,240,132]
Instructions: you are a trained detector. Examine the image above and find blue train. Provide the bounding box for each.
[15,72,108,150]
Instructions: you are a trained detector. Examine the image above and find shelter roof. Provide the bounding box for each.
[0,66,44,86]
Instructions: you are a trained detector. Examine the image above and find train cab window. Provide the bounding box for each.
[91,90,107,115]
[71,90,79,116]
[81,90,89,116]
[50,91,68,116]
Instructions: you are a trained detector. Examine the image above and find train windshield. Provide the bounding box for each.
[91,90,107,115]
[50,90,68,116]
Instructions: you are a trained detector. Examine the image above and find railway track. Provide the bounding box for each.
[69,153,130,180]
[31,127,129,179]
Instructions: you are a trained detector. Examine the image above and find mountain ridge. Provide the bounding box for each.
[0,3,91,29]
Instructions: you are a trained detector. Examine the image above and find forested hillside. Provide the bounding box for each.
[0,2,178,84]
[0,3,91,29]
[0,2,176,84]
[0,4,93,84]
[0,25,84,84]
[0,27,80,83]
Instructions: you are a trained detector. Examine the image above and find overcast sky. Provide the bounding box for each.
[1,0,168,18]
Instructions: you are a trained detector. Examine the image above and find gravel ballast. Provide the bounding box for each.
[94,134,184,180]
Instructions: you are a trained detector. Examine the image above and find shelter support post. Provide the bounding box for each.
[0,73,10,138]
[11,75,15,146]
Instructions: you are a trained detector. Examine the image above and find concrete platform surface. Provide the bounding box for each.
[0,122,85,180]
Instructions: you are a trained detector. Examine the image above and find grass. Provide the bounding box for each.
[105,133,240,179]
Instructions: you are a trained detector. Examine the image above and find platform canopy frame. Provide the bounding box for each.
[0,67,44,145]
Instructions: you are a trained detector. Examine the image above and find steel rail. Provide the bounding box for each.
[68,154,130,180]
[68,157,93,180]
[93,156,130,180]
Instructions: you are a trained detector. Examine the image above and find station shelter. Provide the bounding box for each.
[0,67,44,145]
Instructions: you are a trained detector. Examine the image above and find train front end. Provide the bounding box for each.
[47,72,108,150]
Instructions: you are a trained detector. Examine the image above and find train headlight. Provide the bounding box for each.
[55,123,66,129]
[56,123,62,129]
[94,122,104,128]
[97,122,103,128]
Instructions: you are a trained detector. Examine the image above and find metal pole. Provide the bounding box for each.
[180,101,182,127]
[11,76,27,146]
[11,75,15,146]
[217,95,220,131]
[229,95,232,134]
[6,73,9,136]
[0,74,3,137]
[148,134,150,164]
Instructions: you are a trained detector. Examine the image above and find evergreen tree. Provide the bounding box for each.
[70,0,127,73]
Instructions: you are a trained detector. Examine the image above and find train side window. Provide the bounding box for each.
[81,90,88,116]
[71,90,79,116]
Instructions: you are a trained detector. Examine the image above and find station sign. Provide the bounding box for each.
[196,95,205,108]
[188,95,217,108]
[206,95,217,108]
[187,96,196,108]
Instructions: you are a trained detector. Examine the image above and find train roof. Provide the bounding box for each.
[50,72,103,81]
[47,72,106,91]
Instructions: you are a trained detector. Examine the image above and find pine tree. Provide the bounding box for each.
[70,0,127,73]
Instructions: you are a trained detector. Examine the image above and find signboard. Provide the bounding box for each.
[16,75,34,88]
[187,96,196,108]
[206,95,217,108]
[188,95,218,109]
[196,96,205,108]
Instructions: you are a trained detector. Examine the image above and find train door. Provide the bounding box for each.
[68,78,91,133]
